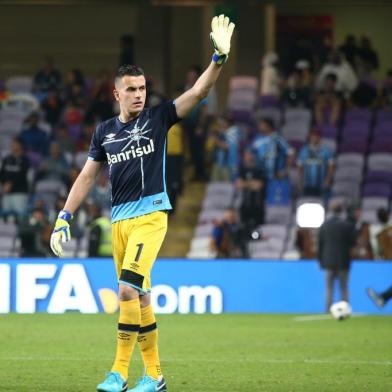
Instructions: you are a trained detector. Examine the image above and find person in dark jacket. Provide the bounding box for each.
[318,202,357,312]
[0,138,30,220]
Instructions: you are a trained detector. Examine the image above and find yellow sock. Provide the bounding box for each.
[138,304,162,380]
[111,298,141,380]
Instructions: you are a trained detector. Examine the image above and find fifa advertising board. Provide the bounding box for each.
[0,258,391,314]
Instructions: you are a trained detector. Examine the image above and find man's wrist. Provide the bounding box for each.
[212,53,228,65]
[58,210,73,222]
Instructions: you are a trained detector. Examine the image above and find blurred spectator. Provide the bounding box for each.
[55,124,76,155]
[338,35,359,70]
[316,51,358,96]
[18,112,49,163]
[351,81,377,108]
[35,141,70,186]
[0,138,30,220]
[146,77,165,108]
[252,118,294,181]
[85,89,114,122]
[18,207,51,257]
[183,65,208,181]
[210,115,240,182]
[369,208,392,259]
[87,203,112,257]
[357,36,379,76]
[314,73,342,126]
[375,210,392,259]
[210,208,248,258]
[41,89,64,127]
[259,52,281,98]
[63,99,84,126]
[64,69,87,107]
[236,150,265,231]
[318,202,357,312]
[166,121,184,214]
[281,65,312,109]
[89,170,111,211]
[297,129,334,198]
[381,69,392,109]
[77,120,96,152]
[32,57,62,100]
[367,286,392,309]
[92,70,113,99]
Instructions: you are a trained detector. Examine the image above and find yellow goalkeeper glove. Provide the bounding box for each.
[210,14,235,65]
[50,210,73,257]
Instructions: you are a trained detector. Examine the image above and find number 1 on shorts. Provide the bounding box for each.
[135,243,144,262]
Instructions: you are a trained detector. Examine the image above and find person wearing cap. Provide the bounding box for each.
[297,128,334,198]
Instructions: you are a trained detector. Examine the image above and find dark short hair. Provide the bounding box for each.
[331,201,343,215]
[259,117,275,130]
[377,208,389,224]
[115,64,145,83]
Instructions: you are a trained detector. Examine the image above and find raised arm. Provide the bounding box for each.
[175,14,235,119]
[50,159,103,256]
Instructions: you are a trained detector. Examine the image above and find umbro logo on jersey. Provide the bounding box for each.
[106,140,155,165]
[104,133,117,141]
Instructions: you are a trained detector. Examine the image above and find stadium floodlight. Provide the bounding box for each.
[296,203,325,228]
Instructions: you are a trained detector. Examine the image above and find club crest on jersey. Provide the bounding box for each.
[106,139,155,165]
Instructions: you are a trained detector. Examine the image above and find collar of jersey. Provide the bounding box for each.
[116,111,143,126]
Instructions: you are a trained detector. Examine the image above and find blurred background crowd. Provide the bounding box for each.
[0,1,392,262]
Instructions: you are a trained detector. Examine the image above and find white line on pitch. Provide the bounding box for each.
[293,313,368,322]
[0,357,390,366]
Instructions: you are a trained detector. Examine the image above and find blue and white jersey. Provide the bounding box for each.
[252,132,293,180]
[88,100,180,223]
[297,144,333,188]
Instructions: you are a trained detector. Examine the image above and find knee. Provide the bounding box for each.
[139,293,151,308]
[118,284,140,301]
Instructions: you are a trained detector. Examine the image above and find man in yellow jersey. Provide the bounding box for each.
[50,15,235,392]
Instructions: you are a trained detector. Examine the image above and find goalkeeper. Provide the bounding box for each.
[50,15,235,392]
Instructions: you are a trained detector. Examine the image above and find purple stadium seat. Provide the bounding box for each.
[338,141,367,154]
[373,122,392,139]
[367,153,392,172]
[364,170,392,185]
[375,110,392,124]
[320,124,338,139]
[259,95,280,108]
[332,180,361,199]
[336,153,365,168]
[341,123,370,144]
[229,109,252,124]
[362,182,391,198]
[369,139,392,153]
[344,108,372,124]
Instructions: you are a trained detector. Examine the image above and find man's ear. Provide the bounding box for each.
[113,88,120,101]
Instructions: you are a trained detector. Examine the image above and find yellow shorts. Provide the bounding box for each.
[112,211,168,294]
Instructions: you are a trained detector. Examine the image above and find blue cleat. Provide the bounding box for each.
[128,375,167,392]
[97,371,128,392]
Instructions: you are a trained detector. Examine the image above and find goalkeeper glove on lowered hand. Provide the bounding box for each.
[50,210,73,257]
[210,14,235,65]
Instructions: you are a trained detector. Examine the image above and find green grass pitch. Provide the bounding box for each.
[0,314,391,391]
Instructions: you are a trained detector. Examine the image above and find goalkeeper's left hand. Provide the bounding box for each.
[210,14,235,65]
[50,210,73,257]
